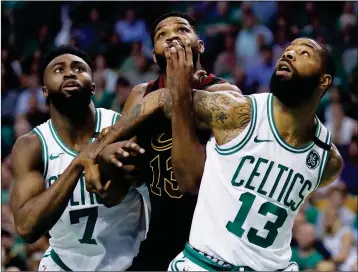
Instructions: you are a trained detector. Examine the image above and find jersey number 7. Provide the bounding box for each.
[70,207,98,245]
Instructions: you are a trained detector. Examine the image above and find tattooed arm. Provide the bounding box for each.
[84,88,251,194]
[165,90,252,145]
[92,88,250,157]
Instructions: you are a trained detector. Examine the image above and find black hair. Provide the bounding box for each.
[310,39,336,85]
[319,45,336,86]
[150,12,198,45]
[40,45,94,85]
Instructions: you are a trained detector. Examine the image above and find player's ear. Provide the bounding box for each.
[91,82,96,96]
[42,86,49,99]
[319,74,332,90]
[152,50,158,64]
[196,40,205,54]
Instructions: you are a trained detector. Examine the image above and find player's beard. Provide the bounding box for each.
[270,71,321,108]
[48,87,92,120]
[154,48,200,74]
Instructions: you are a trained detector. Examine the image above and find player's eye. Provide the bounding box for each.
[54,68,63,73]
[157,32,165,39]
[178,27,188,33]
[73,67,82,72]
[302,51,310,57]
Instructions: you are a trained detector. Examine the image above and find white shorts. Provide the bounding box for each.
[168,244,299,271]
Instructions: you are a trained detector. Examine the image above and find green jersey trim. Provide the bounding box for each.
[267,94,321,154]
[50,249,72,271]
[48,109,101,157]
[111,112,120,125]
[215,95,257,155]
[32,127,49,177]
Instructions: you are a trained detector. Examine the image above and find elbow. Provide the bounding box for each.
[16,225,41,244]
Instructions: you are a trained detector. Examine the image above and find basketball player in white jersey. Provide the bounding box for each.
[10,45,150,271]
[80,37,344,271]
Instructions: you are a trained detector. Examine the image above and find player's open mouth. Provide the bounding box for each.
[276,61,293,77]
[62,80,81,91]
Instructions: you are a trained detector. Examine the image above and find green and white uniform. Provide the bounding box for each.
[34,108,150,271]
[170,93,331,271]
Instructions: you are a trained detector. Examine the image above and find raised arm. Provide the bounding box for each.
[10,133,90,243]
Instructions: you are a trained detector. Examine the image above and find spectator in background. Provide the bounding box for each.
[114,8,150,45]
[235,9,273,70]
[22,25,54,61]
[104,33,126,69]
[321,206,357,271]
[291,223,324,270]
[1,69,19,124]
[120,41,144,74]
[246,45,275,93]
[338,2,357,33]
[13,118,31,140]
[111,76,132,114]
[213,33,237,78]
[92,72,115,109]
[93,54,117,92]
[15,74,46,118]
[325,102,357,145]
[123,55,156,86]
[25,94,49,128]
[316,186,356,237]
[315,260,337,272]
[1,228,27,271]
[75,8,108,54]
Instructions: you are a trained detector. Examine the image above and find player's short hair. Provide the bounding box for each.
[150,12,198,45]
[40,45,93,85]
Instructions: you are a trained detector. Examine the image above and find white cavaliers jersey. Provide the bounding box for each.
[32,108,151,271]
[189,93,332,271]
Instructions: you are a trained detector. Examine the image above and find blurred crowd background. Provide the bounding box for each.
[1,1,358,271]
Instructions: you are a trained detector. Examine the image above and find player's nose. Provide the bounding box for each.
[64,70,76,79]
[282,50,295,61]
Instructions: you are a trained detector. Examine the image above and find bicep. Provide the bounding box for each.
[10,134,46,213]
[192,90,250,129]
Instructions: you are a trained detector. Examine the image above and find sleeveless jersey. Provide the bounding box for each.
[131,74,226,270]
[189,93,332,271]
[32,108,151,271]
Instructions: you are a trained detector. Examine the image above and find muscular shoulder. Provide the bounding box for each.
[122,83,149,113]
[319,144,344,188]
[12,132,42,172]
[204,82,242,94]
[132,83,149,95]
